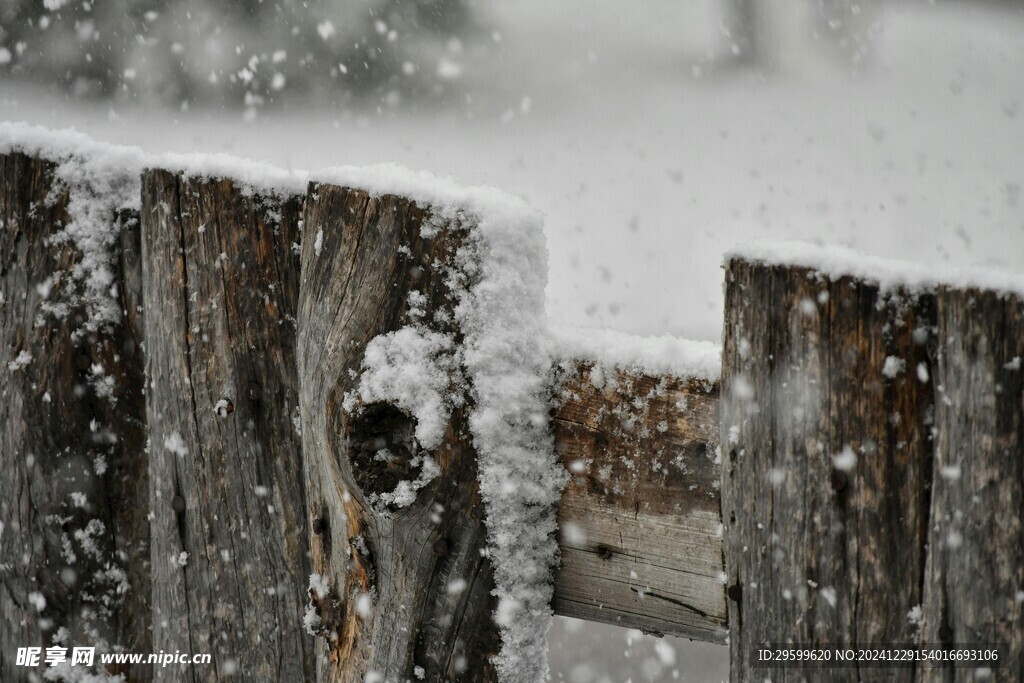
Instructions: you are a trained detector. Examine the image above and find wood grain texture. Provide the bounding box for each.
[721,260,936,682]
[0,152,150,681]
[9,146,1019,683]
[920,287,1024,681]
[296,184,499,683]
[0,151,733,682]
[141,171,312,682]
[551,362,726,643]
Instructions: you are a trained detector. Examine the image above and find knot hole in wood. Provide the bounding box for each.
[349,401,424,498]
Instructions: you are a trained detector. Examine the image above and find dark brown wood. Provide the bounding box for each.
[140,171,312,681]
[920,287,1024,681]
[0,152,150,680]
[296,183,499,683]
[551,361,726,642]
[721,259,937,682]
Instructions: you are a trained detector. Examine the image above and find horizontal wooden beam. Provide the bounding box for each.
[551,362,726,643]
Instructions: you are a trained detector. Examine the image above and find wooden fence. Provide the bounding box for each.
[0,135,1021,682]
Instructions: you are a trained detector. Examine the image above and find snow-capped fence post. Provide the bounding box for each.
[140,170,314,681]
[0,151,151,680]
[722,250,1024,681]
[721,256,938,682]
[295,183,503,682]
[920,287,1023,679]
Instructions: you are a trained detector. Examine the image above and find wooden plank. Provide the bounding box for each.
[721,259,936,682]
[921,287,1024,681]
[0,152,151,681]
[551,363,727,643]
[296,184,501,683]
[141,171,313,681]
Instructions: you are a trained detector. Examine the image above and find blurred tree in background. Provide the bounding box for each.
[0,0,475,110]
[725,0,882,73]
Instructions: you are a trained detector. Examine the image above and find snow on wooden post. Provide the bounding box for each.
[921,287,1023,680]
[0,150,151,681]
[294,184,505,682]
[140,170,314,681]
[722,243,1024,681]
[721,250,938,682]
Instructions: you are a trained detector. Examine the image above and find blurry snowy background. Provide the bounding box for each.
[2,0,1022,680]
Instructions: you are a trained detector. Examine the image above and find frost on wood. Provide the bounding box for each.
[0,121,307,339]
[6,133,316,677]
[48,155,139,334]
[728,238,1024,300]
[341,193,568,681]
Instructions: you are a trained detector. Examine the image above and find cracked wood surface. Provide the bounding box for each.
[0,153,150,681]
[551,363,726,643]
[722,258,1024,682]
[1,150,732,683]
[721,260,937,683]
[142,171,312,682]
[920,287,1023,682]
[296,184,501,682]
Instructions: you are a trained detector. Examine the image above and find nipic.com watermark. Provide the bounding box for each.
[15,646,212,668]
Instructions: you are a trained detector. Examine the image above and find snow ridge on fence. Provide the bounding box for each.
[729,238,1024,299]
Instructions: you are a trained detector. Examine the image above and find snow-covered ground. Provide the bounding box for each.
[3,1,1021,680]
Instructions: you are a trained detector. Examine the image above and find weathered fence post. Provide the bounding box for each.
[920,287,1023,679]
[721,256,938,682]
[9,127,1024,683]
[295,184,505,682]
[140,170,313,681]
[0,151,151,681]
[722,249,1024,681]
